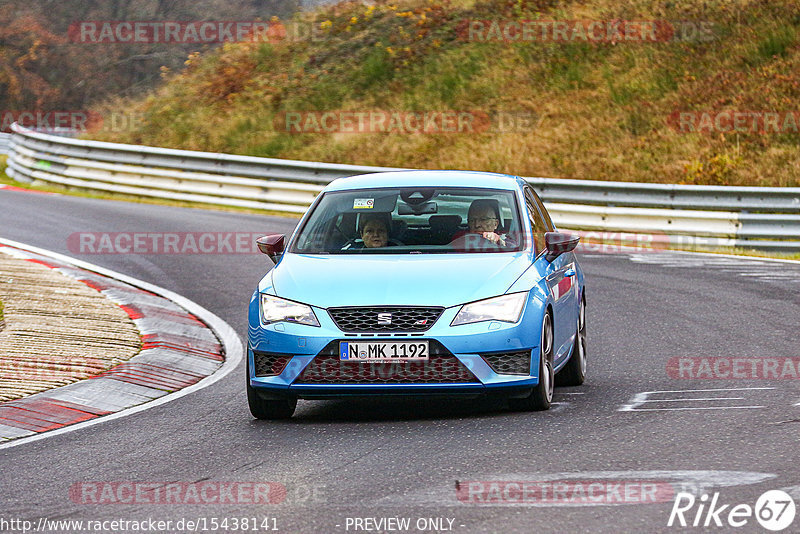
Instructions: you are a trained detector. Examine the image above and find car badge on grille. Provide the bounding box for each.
[377,313,392,325]
[414,319,428,325]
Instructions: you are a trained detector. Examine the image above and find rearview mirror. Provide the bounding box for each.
[398,201,438,215]
[256,234,285,264]
[544,232,580,262]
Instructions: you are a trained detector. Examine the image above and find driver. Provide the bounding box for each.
[451,199,514,248]
[467,201,506,246]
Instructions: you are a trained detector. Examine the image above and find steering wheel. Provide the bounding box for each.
[448,233,502,251]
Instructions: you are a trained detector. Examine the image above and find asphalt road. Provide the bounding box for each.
[1,189,799,534]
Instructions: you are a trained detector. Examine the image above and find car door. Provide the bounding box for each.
[525,186,577,366]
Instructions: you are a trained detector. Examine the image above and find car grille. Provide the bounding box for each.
[294,341,479,384]
[328,306,443,332]
[481,350,532,375]
[253,351,292,377]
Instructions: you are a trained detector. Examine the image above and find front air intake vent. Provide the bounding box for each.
[328,307,443,332]
[480,350,531,375]
[253,351,292,377]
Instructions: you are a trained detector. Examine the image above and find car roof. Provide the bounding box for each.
[324,170,522,192]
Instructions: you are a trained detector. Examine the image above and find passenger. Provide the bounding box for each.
[361,217,389,248]
[360,213,390,248]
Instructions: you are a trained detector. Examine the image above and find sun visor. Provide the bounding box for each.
[335,192,399,213]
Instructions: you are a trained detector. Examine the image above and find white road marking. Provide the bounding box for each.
[639,387,774,393]
[781,485,800,500]
[637,397,745,402]
[624,406,765,412]
[548,402,570,413]
[626,251,800,285]
[619,387,776,412]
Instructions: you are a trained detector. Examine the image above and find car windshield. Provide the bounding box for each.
[290,187,524,254]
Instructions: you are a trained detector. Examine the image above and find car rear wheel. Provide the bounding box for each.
[509,312,554,411]
[556,294,587,386]
[247,358,297,419]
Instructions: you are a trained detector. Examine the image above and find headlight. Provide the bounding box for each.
[260,294,320,327]
[451,292,527,326]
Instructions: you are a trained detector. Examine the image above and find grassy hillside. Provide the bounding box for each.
[93,0,800,186]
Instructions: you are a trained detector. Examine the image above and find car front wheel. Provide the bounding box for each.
[247,358,297,419]
[509,312,554,411]
[556,294,586,386]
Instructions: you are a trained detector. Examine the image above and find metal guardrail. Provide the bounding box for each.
[0,133,10,154]
[6,123,800,251]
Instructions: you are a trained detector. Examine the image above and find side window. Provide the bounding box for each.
[523,187,547,253]
[529,187,554,231]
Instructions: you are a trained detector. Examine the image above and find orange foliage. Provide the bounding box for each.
[0,7,64,109]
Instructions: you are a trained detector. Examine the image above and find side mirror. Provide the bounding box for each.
[256,234,285,264]
[544,231,580,263]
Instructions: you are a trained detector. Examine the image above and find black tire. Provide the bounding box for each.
[509,312,554,411]
[246,358,296,419]
[556,294,587,387]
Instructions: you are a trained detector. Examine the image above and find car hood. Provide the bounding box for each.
[268,253,532,308]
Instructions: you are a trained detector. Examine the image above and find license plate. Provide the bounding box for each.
[339,341,429,362]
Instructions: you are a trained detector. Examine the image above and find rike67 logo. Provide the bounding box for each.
[668,490,796,531]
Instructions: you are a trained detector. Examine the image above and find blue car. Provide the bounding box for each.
[247,170,586,418]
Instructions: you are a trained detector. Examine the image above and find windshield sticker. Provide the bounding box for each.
[353,198,375,209]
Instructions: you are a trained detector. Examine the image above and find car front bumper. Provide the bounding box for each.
[247,295,545,399]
